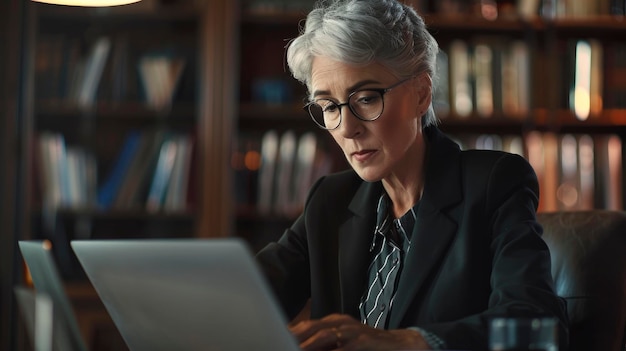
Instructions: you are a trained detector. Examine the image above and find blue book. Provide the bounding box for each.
[97,131,143,209]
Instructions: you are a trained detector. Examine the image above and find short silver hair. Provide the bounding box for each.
[286,0,440,127]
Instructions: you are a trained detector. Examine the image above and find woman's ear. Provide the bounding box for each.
[414,73,432,116]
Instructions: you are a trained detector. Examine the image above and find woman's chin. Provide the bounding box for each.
[354,168,383,183]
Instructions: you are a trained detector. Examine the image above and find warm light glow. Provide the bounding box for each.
[572,40,591,121]
[32,0,141,6]
[244,151,261,171]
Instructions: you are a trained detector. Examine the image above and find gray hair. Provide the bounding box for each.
[286,0,440,127]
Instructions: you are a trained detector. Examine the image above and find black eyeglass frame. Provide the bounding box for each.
[303,76,416,130]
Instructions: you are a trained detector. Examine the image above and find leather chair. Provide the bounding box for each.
[538,210,626,351]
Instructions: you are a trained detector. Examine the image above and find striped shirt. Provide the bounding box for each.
[358,192,446,349]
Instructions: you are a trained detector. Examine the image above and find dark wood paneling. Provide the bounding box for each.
[0,0,30,350]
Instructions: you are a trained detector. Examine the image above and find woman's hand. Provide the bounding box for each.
[289,313,431,351]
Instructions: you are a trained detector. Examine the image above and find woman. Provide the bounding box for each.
[256,0,569,350]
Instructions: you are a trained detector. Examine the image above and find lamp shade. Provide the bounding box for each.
[32,0,141,6]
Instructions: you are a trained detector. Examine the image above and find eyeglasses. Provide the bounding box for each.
[303,76,414,130]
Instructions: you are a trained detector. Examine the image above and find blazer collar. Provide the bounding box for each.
[389,125,463,327]
[339,180,382,317]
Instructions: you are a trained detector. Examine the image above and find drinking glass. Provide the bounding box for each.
[488,317,558,351]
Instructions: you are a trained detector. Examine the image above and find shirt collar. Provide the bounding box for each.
[372,192,419,250]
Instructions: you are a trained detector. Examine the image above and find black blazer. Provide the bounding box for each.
[256,126,569,350]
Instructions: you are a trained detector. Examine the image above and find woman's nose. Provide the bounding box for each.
[337,106,363,138]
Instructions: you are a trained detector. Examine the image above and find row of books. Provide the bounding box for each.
[233,129,623,217]
[527,132,622,212]
[540,0,625,17]
[36,132,97,210]
[423,0,624,18]
[35,34,189,110]
[36,130,195,213]
[453,132,623,212]
[434,38,531,119]
[233,130,333,217]
[435,37,626,121]
[36,36,111,109]
[243,0,625,18]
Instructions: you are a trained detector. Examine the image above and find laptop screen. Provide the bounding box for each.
[18,241,89,351]
[71,238,301,351]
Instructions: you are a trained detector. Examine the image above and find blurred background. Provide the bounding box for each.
[0,0,625,349]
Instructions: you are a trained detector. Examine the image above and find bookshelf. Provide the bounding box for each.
[234,0,626,243]
[28,1,203,280]
[1,0,238,349]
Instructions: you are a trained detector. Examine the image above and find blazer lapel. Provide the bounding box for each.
[389,127,464,328]
[338,181,382,318]
[388,202,458,327]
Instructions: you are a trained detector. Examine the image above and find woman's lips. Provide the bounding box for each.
[351,149,377,162]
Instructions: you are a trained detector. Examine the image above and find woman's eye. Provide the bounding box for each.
[323,104,338,113]
[354,92,381,105]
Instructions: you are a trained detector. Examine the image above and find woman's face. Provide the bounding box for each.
[309,56,430,183]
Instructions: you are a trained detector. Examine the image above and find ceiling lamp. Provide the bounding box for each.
[31,0,141,6]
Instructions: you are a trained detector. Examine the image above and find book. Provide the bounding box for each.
[290,132,317,215]
[138,54,186,111]
[97,131,143,209]
[66,147,86,208]
[113,130,165,209]
[542,133,560,212]
[273,130,297,216]
[595,134,623,210]
[77,36,112,109]
[102,35,131,104]
[146,135,178,212]
[473,43,494,118]
[526,131,559,212]
[502,135,524,157]
[164,134,194,212]
[257,130,279,215]
[432,49,450,116]
[448,40,473,118]
[37,132,65,209]
[518,0,541,18]
[474,134,503,151]
[556,134,580,210]
[589,39,604,118]
[578,134,595,210]
[504,41,531,118]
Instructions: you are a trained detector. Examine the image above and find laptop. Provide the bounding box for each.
[14,286,74,351]
[18,241,89,351]
[70,238,301,351]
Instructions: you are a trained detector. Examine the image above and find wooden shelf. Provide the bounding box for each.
[536,109,626,132]
[425,14,542,32]
[549,16,626,31]
[46,207,195,219]
[242,9,310,25]
[35,101,196,121]
[37,99,194,113]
